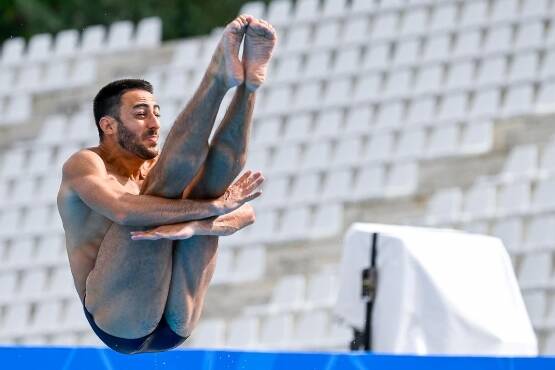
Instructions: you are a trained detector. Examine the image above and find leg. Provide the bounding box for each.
[163,18,277,337]
[83,16,251,340]
[163,85,255,337]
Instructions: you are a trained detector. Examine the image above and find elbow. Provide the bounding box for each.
[113,210,131,226]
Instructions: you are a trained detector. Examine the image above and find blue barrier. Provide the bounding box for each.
[1,347,554,370]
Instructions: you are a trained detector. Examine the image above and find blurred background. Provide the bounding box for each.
[0,0,555,356]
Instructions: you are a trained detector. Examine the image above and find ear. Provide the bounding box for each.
[99,116,116,137]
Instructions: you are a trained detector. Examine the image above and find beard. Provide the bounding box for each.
[115,118,159,160]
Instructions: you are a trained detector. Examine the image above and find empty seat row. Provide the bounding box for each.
[0,265,73,306]
[463,216,555,254]
[0,144,81,179]
[275,16,554,55]
[244,0,552,29]
[211,245,266,284]
[0,297,87,338]
[249,123,490,176]
[427,173,555,225]
[0,94,31,126]
[188,309,351,350]
[257,78,555,121]
[0,234,65,272]
[270,46,555,85]
[0,17,161,66]
[518,251,554,290]
[223,202,344,246]
[245,270,339,315]
[0,59,96,96]
[241,163,417,211]
[0,175,60,207]
[0,206,63,237]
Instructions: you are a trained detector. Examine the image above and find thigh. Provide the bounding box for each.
[84,222,174,339]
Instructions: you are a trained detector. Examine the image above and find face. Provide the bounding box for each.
[113,89,161,160]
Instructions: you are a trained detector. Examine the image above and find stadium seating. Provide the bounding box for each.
[1,0,555,354]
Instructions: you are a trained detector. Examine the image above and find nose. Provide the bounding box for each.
[147,112,161,130]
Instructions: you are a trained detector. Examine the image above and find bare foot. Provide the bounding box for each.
[243,18,277,91]
[209,15,251,89]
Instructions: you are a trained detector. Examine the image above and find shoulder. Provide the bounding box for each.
[62,147,107,178]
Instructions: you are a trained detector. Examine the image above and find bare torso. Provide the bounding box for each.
[57,147,154,302]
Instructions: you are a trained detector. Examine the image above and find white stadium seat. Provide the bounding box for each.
[509,52,539,83]
[483,25,512,54]
[502,84,534,117]
[518,252,552,288]
[514,21,544,50]
[81,25,106,54]
[107,20,134,51]
[304,51,331,79]
[393,39,419,66]
[453,30,481,58]
[352,164,385,200]
[226,316,259,348]
[491,218,523,253]
[313,109,342,139]
[430,3,457,32]
[500,144,538,182]
[414,65,442,94]
[422,35,450,63]
[53,29,78,58]
[460,120,493,155]
[135,17,162,48]
[27,33,52,63]
[294,0,320,22]
[446,60,475,90]
[311,203,342,238]
[460,0,488,27]
[491,0,519,22]
[394,129,425,160]
[190,319,226,348]
[371,13,399,41]
[1,37,25,66]
[496,181,531,217]
[259,313,293,348]
[426,187,463,225]
[525,216,555,250]
[522,291,546,325]
[521,0,550,18]
[462,181,496,221]
[313,21,340,48]
[399,8,427,36]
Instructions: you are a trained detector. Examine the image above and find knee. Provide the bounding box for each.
[100,311,161,338]
[165,312,198,338]
[86,299,163,338]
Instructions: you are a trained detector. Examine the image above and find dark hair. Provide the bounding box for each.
[93,79,153,141]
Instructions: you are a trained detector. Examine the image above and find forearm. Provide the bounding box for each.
[129,204,256,240]
[119,193,223,227]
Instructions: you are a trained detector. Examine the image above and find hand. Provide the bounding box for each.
[130,222,196,241]
[217,170,264,213]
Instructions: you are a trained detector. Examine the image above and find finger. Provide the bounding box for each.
[246,172,262,186]
[244,191,262,202]
[237,171,251,184]
[246,176,265,192]
[131,233,159,241]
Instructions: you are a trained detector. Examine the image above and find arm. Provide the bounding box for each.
[129,204,256,240]
[62,150,263,227]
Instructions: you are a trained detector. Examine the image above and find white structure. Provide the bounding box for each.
[336,223,537,356]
